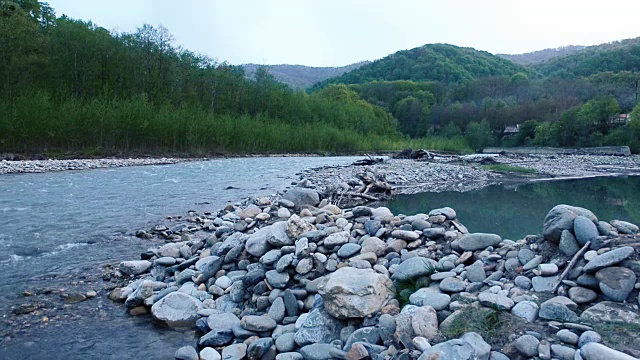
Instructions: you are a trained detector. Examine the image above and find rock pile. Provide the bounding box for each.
[0,158,185,174]
[110,186,640,360]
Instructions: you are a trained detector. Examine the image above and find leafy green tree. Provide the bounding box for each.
[465,120,495,151]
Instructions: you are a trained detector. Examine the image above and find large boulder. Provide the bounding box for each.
[583,247,634,272]
[543,205,597,243]
[151,292,203,327]
[580,301,640,325]
[580,342,637,360]
[418,332,491,360]
[283,187,320,210]
[317,267,394,319]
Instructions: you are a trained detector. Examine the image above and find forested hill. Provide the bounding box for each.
[534,37,640,77]
[310,44,527,90]
[242,62,369,90]
[497,46,585,65]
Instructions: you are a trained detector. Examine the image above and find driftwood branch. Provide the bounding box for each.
[553,240,591,293]
[345,192,380,201]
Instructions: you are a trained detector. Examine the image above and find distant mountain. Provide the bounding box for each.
[534,37,640,77]
[311,43,527,90]
[242,62,369,90]
[498,46,586,65]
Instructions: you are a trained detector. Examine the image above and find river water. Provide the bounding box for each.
[0,157,360,360]
[385,176,640,240]
[2,158,639,359]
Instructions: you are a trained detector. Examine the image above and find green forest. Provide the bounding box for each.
[2,0,640,156]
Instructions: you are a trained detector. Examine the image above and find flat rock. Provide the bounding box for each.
[511,301,538,322]
[458,233,502,251]
[580,301,640,325]
[119,260,152,276]
[583,247,634,272]
[568,286,598,304]
[337,243,361,258]
[323,231,350,247]
[240,315,277,332]
[409,287,451,310]
[478,292,514,310]
[151,292,203,327]
[391,230,420,241]
[265,270,290,289]
[299,344,337,360]
[532,275,560,293]
[439,277,466,293]
[221,344,247,360]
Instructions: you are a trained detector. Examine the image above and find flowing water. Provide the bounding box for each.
[0,157,360,360]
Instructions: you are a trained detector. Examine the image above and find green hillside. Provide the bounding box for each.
[311,44,527,90]
[535,37,640,77]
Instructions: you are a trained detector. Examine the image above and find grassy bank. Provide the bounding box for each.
[0,93,473,157]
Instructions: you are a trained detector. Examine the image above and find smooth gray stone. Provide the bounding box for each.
[458,233,502,251]
[559,230,580,256]
[276,253,294,272]
[261,249,283,266]
[514,334,539,357]
[478,292,514,310]
[532,275,560,292]
[408,288,451,311]
[151,292,203,327]
[337,243,361,258]
[266,270,290,289]
[200,256,224,281]
[610,220,639,234]
[119,260,152,276]
[199,347,222,360]
[568,287,598,304]
[392,257,438,281]
[241,315,277,332]
[580,342,637,360]
[222,344,247,360]
[175,346,199,360]
[439,277,466,293]
[299,344,337,360]
[268,297,286,323]
[583,247,634,272]
[578,331,602,348]
[574,216,599,245]
[275,332,297,352]
[511,301,538,322]
[556,329,579,345]
[514,276,532,290]
[423,227,446,238]
[275,353,303,360]
[199,312,240,347]
[551,344,576,360]
[596,267,636,302]
[429,207,456,220]
[517,248,535,266]
[364,220,382,236]
[283,187,320,209]
[466,261,486,283]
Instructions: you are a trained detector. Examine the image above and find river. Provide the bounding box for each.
[1,158,639,359]
[0,157,360,360]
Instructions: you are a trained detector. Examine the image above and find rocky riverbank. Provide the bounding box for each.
[104,182,639,360]
[300,153,640,203]
[0,158,189,174]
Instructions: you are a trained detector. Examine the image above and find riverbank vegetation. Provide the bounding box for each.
[2,1,640,156]
[0,1,450,156]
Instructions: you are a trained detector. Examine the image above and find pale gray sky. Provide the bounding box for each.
[47,0,640,67]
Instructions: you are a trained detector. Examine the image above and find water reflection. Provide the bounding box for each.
[385,176,640,240]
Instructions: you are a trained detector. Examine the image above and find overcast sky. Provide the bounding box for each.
[47,0,640,67]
